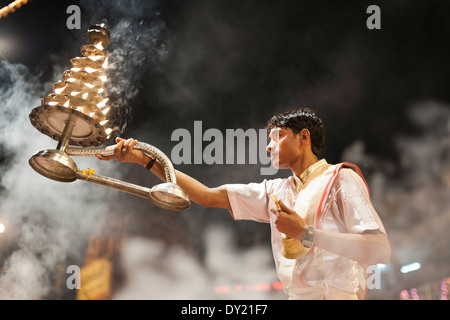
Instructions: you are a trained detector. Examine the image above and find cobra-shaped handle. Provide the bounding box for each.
[62,141,189,211]
[66,142,176,184]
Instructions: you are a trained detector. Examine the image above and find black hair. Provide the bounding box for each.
[266,107,325,157]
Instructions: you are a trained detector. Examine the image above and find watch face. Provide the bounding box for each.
[302,240,313,248]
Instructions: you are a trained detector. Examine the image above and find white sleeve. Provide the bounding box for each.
[333,169,387,234]
[225,180,271,223]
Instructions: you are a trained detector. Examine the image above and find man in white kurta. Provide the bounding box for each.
[226,159,387,299]
[97,108,391,300]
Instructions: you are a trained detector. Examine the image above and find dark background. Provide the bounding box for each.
[4,0,450,160]
[1,0,449,300]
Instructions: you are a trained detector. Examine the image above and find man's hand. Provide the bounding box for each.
[96,137,150,166]
[274,199,308,241]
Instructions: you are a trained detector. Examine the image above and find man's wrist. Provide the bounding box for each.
[141,153,154,167]
[301,226,315,248]
[295,225,308,241]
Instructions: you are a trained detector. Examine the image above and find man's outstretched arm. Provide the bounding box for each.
[96,137,231,210]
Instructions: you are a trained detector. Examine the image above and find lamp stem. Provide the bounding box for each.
[57,113,76,152]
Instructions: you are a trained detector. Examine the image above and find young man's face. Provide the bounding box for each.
[266,127,302,169]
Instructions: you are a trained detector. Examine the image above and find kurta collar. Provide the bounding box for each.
[293,159,328,189]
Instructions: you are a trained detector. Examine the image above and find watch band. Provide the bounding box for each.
[145,156,156,170]
[301,226,315,248]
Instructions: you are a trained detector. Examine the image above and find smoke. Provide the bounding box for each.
[79,0,171,137]
[113,226,284,300]
[341,101,450,297]
[0,0,173,300]
[0,59,118,299]
[104,18,171,136]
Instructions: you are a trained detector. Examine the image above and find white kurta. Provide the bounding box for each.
[225,159,386,299]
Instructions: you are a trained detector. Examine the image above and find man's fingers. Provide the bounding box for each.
[120,139,135,162]
[123,138,138,150]
[95,137,139,162]
[96,154,114,161]
[115,139,126,159]
[277,199,293,215]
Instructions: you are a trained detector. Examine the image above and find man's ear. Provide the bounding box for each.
[299,128,310,143]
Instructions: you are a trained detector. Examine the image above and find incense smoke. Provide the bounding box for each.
[113,226,283,299]
[0,60,117,299]
[341,101,450,297]
[0,0,171,299]
[80,0,171,138]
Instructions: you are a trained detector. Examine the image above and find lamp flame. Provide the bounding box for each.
[29,24,114,147]
[94,42,104,50]
[0,0,30,20]
[45,26,113,134]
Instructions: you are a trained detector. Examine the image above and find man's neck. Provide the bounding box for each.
[291,153,319,178]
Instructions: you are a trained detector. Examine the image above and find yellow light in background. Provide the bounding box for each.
[0,223,5,233]
[0,0,30,20]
